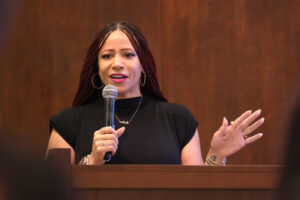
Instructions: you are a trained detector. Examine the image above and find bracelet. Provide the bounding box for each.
[82,155,90,165]
[205,155,226,166]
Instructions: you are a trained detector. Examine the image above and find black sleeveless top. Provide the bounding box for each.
[49,96,198,164]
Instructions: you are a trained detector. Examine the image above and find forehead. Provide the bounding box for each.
[101,30,134,50]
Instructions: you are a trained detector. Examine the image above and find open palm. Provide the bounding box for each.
[210,110,264,158]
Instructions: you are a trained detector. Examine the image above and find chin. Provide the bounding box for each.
[113,86,127,94]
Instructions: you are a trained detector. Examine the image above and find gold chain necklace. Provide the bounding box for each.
[114,96,143,125]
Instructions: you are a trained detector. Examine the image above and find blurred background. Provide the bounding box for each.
[0,0,299,165]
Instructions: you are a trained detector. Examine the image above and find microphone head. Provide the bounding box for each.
[102,85,118,99]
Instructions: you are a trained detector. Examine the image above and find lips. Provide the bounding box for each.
[110,73,128,83]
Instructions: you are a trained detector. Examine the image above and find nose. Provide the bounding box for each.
[112,55,124,69]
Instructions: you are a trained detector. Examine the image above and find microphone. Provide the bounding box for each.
[102,85,118,162]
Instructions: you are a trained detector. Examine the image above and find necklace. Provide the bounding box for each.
[114,97,143,125]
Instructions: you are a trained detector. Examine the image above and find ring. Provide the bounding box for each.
[103,142,109,147]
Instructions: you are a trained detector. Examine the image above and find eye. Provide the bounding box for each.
[124,52,136,58]
[101,54,112,59]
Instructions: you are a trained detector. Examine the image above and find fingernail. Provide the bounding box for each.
[259,133,263,137]
[261,117,265,122]
[257,109,261,114]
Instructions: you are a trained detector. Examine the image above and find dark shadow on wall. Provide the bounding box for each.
[278,96,300,199]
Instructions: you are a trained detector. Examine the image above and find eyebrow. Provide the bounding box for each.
[101,48,134,52]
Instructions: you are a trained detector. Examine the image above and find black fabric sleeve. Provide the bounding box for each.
[49,107,80,149]
[168,103,199,149]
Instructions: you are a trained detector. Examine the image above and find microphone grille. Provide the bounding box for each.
[102,85,118,99]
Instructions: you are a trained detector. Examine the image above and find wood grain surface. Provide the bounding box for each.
[0,0,299,165]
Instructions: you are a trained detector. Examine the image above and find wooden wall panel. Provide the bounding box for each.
[0,0,162,147]
[0,0,299,165]
[161,0,300,164]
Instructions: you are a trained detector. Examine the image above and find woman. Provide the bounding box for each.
[46,21,264,165]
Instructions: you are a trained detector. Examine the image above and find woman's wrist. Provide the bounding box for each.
[82,154,90,165]
[78,155,88,165]
[81,154,105,165]
[79,154,95,165]
[206,149,226,166]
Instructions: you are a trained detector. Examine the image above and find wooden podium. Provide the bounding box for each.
[48,149,281,200]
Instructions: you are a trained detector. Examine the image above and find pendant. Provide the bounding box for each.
[119,120,129,125]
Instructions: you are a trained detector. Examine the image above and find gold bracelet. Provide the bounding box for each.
[205,156,226,166]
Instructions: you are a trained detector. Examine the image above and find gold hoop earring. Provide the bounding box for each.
[140,72,146,87]
[91,74,104,89]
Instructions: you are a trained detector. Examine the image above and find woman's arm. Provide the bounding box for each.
[46,129,76,164]
[181,109,264,166]
[181,129,204,165]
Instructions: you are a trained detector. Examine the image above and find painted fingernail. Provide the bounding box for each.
[257,109,261,114]
[259,133,263,137]
[261,118,265,122]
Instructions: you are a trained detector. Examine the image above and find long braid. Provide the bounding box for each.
[122,23,166,102]
[72,32,108,106]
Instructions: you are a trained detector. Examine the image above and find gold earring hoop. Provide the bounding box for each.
[91,73,104,89]
[140,72,146,87]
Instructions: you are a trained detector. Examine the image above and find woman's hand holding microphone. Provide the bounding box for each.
[88,126,125,165]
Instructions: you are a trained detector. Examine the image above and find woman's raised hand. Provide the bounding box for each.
[208,110,264,163]
[89,126,125,165]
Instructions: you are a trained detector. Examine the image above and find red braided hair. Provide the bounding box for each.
[72,21,167,106]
